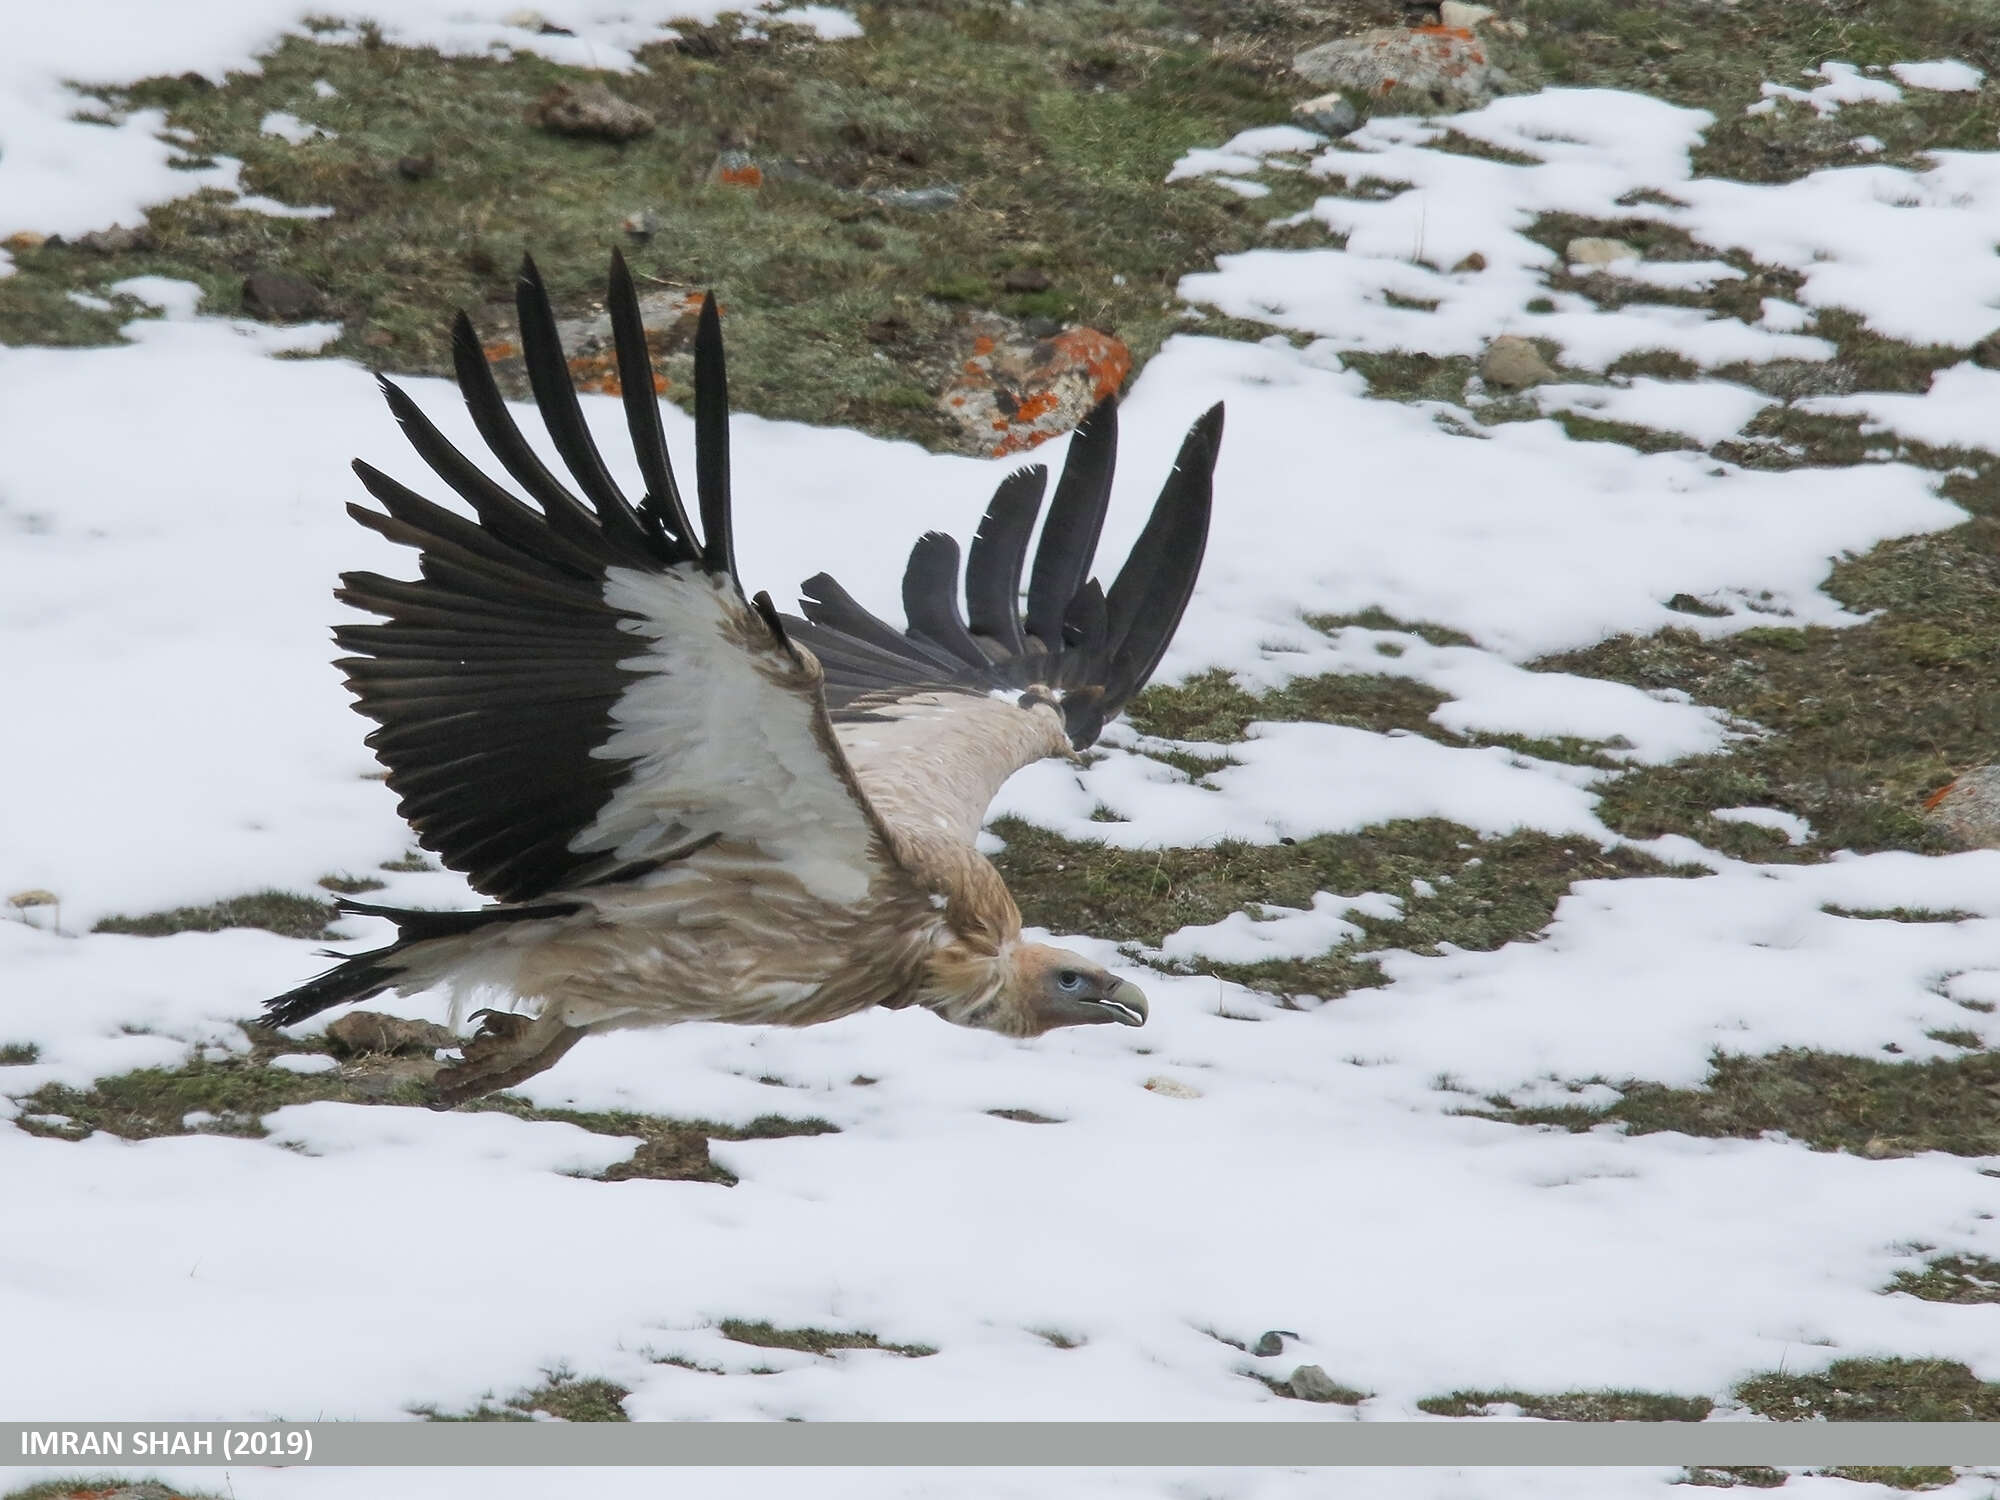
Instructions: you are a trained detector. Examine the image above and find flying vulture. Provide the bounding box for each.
[264,252,1222,1105]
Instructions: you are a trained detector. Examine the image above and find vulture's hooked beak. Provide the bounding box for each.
[1103,978,1148,1027]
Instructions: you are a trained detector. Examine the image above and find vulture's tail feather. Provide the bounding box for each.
[1023,399,1116,651]
[260,899,584,1029]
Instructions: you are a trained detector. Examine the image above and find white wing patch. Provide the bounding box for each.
[571,566,884,904]
[836,691,1072,849]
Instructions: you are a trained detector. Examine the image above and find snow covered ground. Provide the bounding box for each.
[5,4,2000,1495]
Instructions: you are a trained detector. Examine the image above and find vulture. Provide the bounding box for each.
[264,251,1223,1105]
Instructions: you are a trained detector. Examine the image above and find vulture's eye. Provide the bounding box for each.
[1056,970,1084,992]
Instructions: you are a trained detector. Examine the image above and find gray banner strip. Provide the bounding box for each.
[7,1422,2000,1466]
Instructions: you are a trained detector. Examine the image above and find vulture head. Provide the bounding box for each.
[1010,944,1149,1033]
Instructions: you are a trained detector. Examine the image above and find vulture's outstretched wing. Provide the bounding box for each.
[790,399,1223,756]
[334,251,897,907]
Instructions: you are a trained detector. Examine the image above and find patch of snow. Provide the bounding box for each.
[1534,376,1772,448]
[1892,59,1983,93]
[268,1053,338,1075]
[769,6,865,41]
[1711,806,1814,845]
[1158,891,1404,966]
[259,109,334,144]
[1802,362,2000,454]
[108,275,204,320]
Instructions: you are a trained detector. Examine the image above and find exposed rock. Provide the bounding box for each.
[339,1055,442,1100]
[1292,90,1360,137]
[481,287,701,396]
[939,318,1131,456]
[1568,235,1639,269]
[241,270,326,321]
[1453,250,1488,273]
[76,224,154,255]
[1294,26,1510,111]
[868,184,961,212]
[1002,266,1051,293]
[1253,1330,1298,1357]
[1288,1364,1350,1402]
[1142,1074,1202,1099]
[599,1129,722,1182]
[528,81,656,142]
[1439,1,1495,26]
[325,1010,460,1058]
[1926,766,2000,849]
[623,208,661,239]
[712,149,764,187]
[396,154,436,180]
[1479,334,1555,389]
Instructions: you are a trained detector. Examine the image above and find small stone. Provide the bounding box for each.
[1002,266,1051,293]
[1253,1330,1297,1357]
[76,224,154,255]
[1567,235,1639,269]
[396,154,436,181]
[1288,1364,1348,1402]
[1143,1075,1202,1099]
[1926,765,2000,849]
[623,209,660,240]
[1292,91,1360,136]
[3,231,48,253]
[242,270,326,321]
[1452,250,1488,273]
[1022,315,1063,339]
[712,149,764,188]
[1439,1,1496,26]
[325,1010,460,1058]
[867,184,962,212]
[1479,334,1555,389]
[1971,331,2000,370]
[527,81,656,142]
[1294,25,1510,112]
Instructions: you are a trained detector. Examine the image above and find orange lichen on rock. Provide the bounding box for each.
[482,339,519,362]
[939,318,1132,456]
[566,349,668,396]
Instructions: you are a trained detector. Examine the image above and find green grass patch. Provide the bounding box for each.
[1418,1388,1712,1421]
[1539,501,2000,861]
[1887,1254,2000,1304]
[10,1046,834,1186]
[995,817,1689,1003]
[0,1043,39,1066]
[416,1369,630,1422]
[92,890,338,939]
[0,4,1328,452]
[1680,1470,1789,1490]
[1735,1357,2000,1421]
[1814,1471,1955,1492]
[719,1319,936,1358]
[1483,1048,2000,1158]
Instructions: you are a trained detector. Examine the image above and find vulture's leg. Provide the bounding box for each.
[429,1008,585,1108]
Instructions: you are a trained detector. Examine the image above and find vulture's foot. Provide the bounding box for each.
[429,1008,584,1108]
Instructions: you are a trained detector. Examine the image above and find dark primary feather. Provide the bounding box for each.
[798,397,1224,749]
[1024,398,1116,652]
